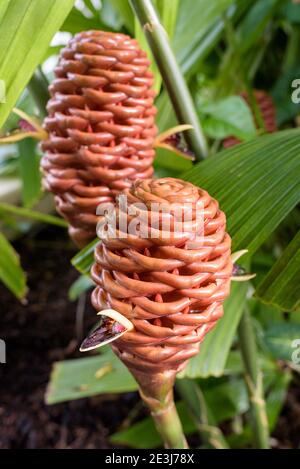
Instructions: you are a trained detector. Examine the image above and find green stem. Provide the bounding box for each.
[150,397,188,449]
[0,201,68,228]
[129,367,188,448]
[177,379,229,449]
[238,309,270,449]
[27,68,49,118]
[130,0,208,161]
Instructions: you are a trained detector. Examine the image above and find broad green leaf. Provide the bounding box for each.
[178,282,248,378]
[180,129,300,376]
[201,96,257,141]
[263,322,300,362]
[183,129,300,254]
[46,349,137,404]
[0,0,74,128]
[256,231,300,312]
[18,139,41,208]
[0,231,26,299]
[68,274,94,301]
[110,401,195,449]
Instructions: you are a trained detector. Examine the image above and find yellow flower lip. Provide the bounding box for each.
[154,124,195,161]
[0,107,48,143]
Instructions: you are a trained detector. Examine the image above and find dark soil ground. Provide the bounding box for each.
[0,226,299,449]
[0,226,141,449]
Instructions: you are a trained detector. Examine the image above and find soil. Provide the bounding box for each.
[0,226,140,449]
[0,226,299,449]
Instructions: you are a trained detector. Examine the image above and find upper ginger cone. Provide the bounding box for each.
[91,178,233,383]
[41,31,157,248]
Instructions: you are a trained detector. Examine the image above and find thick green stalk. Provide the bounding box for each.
[238,309,270,449]
[130,0,208,161]
[27,68,49,118]
[129,368,188,448]
[177,379,229,449]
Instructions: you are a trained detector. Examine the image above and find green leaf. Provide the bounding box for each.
[0,201,68,228]
[180,129,300,376]
[71,238,99,275]
[183,129,300,254]
[263,322,300,362]
[111,0,135,34]
[266,371,291,431]
[227,369,291,447]
[68,274,94,301]
[223,350,277,376]
[256,231,300,312]
[201,377,249,423]
[178,282,248,378]
[110,401,195,449]
[176,378,229,448]
[0,0,74,128]
[155,1,250,133]
[18,139,41,208]
[280,2,300,24]
[46,349,138,404]
[157,0,179,41]
[236,0,281,53]
[0,231,26,299]
[201,96,257,141]
[61,6,110,34]
[173,0,234,67]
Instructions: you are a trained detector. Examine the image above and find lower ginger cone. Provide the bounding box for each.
[84,178,233,448]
